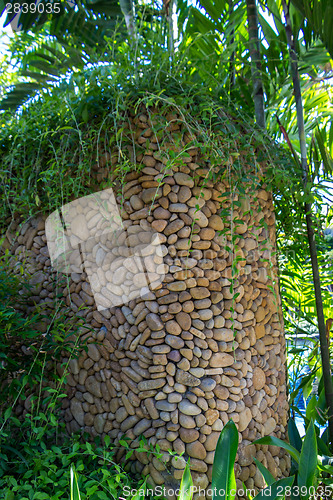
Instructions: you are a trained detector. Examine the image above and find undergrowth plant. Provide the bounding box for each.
[0,434,148,500]
[0,255,72,463]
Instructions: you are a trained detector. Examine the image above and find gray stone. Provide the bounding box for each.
[146,313,164,331]
[121,415,140,432]
[96,247,106,267]
[168,393,182,403]
[87,344,100,362]
[176,370,200,387]
[68,359,79,375]
[94,414,106,434]
[142,188,162,204]
[165,335,184,349]
[174,172,194,188]
[189,367,205,378]
[130,195,144,210]
[179,400,201,416]
[169,203,188,213]
[70,398,84,426]
[179,413,196,428]
[115,406,128,423]
[199,378,216,392]
[72,214,89,240]
[133,418,151,436]
[138,379,166,391]
[85,376,102,397]
[155,400,177,412]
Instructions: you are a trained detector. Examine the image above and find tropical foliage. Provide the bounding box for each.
[176,418,333,500]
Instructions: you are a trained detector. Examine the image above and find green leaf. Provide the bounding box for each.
[253,458,275,486]
[4,407,12,420]
[297,421,318,499]
[177,464,193,500]
[81,105,89,123]
[288,419,302,453]
[253,476,295,500]
[315,127,333,175]
[305,395,317,421]
[212,420,238,500]
[254,437,300,464]
[1,445,29,467]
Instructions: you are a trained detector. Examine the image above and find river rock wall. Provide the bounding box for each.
[2,108,290,497]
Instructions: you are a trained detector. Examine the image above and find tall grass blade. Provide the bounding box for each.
[70,465,81,500]
[177,464,193,500]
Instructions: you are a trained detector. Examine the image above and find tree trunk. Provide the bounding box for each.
[245,0,265,128]
[282,0,333,448]
[166,0,175,60]
[229,0,236,92]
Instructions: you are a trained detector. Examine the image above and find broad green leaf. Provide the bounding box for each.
[254,437,300,464]
[305,395,317,421]
[287,418,302,482]
[298,422,318,499]
[253,476,295,500]
[177,464,193,500]
[288,419,302,453]
[212,420,238,500]
[253,458,275,486]
[317,435,331,457]
[4,492,15,500]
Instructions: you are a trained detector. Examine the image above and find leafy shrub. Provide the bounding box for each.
[0,434,146,500]
[0,253,80,406]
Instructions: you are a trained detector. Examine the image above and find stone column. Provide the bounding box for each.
[1,108,290,498]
